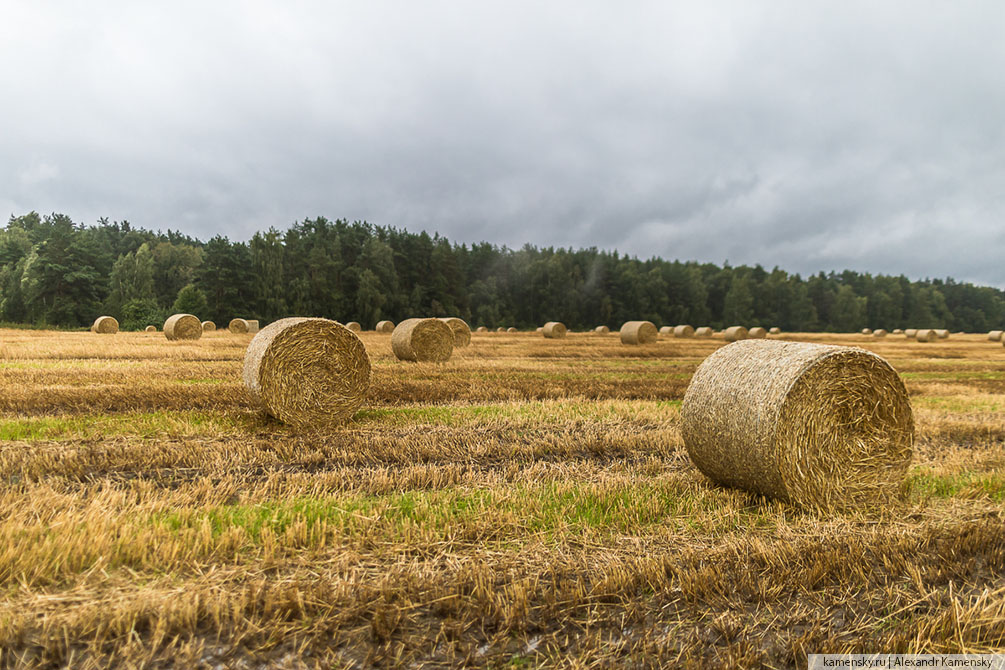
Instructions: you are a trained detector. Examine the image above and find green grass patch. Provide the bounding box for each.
[907,469,1005,501]
[913,395,1005,413]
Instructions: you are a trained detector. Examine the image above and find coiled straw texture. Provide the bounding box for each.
[620,321,657,345]
[439,318,472,347]
[392,318,454,362]
[92,316,118,334]
[542,321,567,339]
[229,318,249,334]
[164,314,203,341]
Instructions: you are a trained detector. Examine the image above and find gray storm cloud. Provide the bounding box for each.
[2,1,1004,284]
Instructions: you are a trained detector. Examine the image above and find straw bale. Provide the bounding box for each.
[861,328,873,335]
[163,313,203,341]
[392,318,454,362]
[439,317,471,347]
[904,328,918,338]
[201,321,216,332]
[242,317,370,427]
[345,321,361,332]
[247,320,260,333]
[915,329,937,343]
[873,329,888,338]
[536,326,543,332]
[695,327,713,338]
[748,327,767,339]
[376,320,395,333]
[145,325,156,332]
[543,321,567,339]
[659,326,673,336]
[892,329,903,335]
[229,318,249,334]
[681,339,913,508]
[934,329,949,339]
[507,327,517,333]
[92,316,118,334]
[674,325,695,338]
[594,325,610,334]
[723,326,748,342]
[476,326,488,332]
[620,321,657,345]
[769,327,781,335]
[496,327,505,332]
[988,330,1003,342]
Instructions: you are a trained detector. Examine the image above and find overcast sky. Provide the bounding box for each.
[2,2,1004,284]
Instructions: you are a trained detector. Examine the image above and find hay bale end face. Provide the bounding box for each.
[243,317,370,427]
[375,320,395,333]
[229,318,249,334]
[145,325,157,333]
[769,327,781,335]
[201,321,216,332]
[915,329,937,343]
[344,321,361,333]
[674,325,695,338]
[392,318,454,362]
[595,325,610,334]
[92,316,118,334]
[543,321,567,338]
[723,326,748,342]
[681,339,913,509]
[988,330,1003,342]
[620,321,657,345]
[163,314,203,341]
[439,317,472,347]
[475,326,488,333]
[695,327,713,338]
[748,326,767,339]
[496,327,505,332]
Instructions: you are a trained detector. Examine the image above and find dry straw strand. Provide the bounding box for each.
[620,321,657,345]
[594,325,610,334]
[748,327,767,339]
[375,320,395,333]
[695,327,713,338]
[681,339,913,509]
[92,316,118,334]
[543,321,567,339]
[242,317,371,427]
[439,317,472,347]
[229,318,249,334]
[674,325,695,338]
[163,314,203,341]
[915,329,937,343]
[723,326,748,342]
[201,321,216,332]
[988,330,1003,342]
[392,318,454,362]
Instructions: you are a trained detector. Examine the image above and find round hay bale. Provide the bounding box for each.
[873,329,888,338]
[543,321,567,339]
[674,325,695,338]
[595,325,610,334]
[439,317,471,347]
[681,339,913,508]
[769,327,781,335]
[145,325,157,333]
[163,314,203,341]
[507,327,517,333]
[476,326,488,333]
[988,330,1003,342]
[536,326,543,332]
[229,318,249,334]
[748,327,767,339]
[247,320,260,333]
[620,321,657,345]
[934,329,949,339]
[695,327,713,338]
[375,320,395,333]
[659,326,673,336]
[92,316,118,334]
[243,317,370,427]
[201,321,216,332]
[904,328,918,338]
[723,326,748,342]
[392,318,454,362]
[892,329,904,335]
[861,328,873,335]
[496,327,505,332]
[915,329,937,343]
[345,321,361,333]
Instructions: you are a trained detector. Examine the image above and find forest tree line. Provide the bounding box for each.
[1,211,1003,332]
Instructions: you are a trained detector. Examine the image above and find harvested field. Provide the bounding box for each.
[1,329,1004,668]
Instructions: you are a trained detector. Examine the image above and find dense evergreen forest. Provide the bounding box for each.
[1,212,1002,332]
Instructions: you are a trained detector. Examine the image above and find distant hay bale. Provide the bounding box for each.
[873,329,888,338]
[229,318,249,334]
[145,325,156,333]
[674,325,695,338]
[861,328,873,335]
[536,326,543,333]
[723,326,748,342]
[507,327,517,333]
[496,327,505,332]
[748,327,767,339]
[934,329,949,339]
[92,316,118,334]
[915,329,937,343]
[695,327,713,338]
[681,339,913,509]
[659,326,673,336]
[988,330,1003,342]
[904,328,918,338]
[201,321,216,332]
[242,317,370,427]
[476,326,488,333]
[769,327,781,335]
[375,320,395,333]
[543,321,567,338]
[163,314,203,341]
[345,321,361,332]
[620,321,657,345]
[595,325,610,334]
[247,320,260,333]
[439,317,471,347]
[392,318,454,362]
[893,329,904,335]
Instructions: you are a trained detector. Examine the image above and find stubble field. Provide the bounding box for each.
[0,328,1003,669]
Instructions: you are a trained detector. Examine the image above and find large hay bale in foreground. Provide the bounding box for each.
[375,320,395,333]
[723,326,748,342]
[392,318,454,362]
[681,340,913,508]
[748,327,767,339]
[202,321,216,332]
[345,321,361,333]
[229,318,249,334]
[695,327,713,338]
[769,327,781,335]
[915,329,937,343]
[164,314,203,341]
[989,330,1003,342]
[92,316,118,334]
[595,325,610,334]
[620,321,657,345]
[674,325,695,338]
[439,317,471,347]
[904,328,918,338]
[934,329,949,339]
[543,321,567,339]
[243,317,370,427]
[145,325,157,333]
